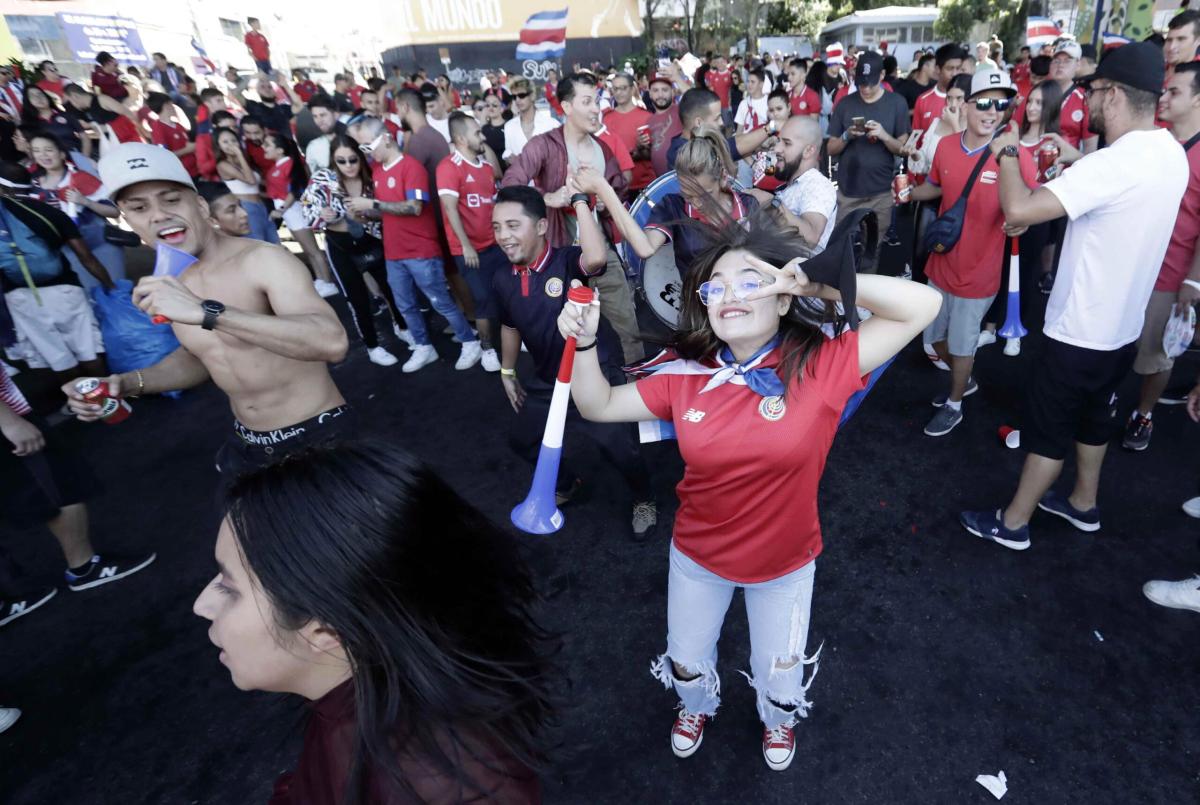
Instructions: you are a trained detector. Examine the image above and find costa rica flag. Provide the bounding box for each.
[516,9,567,61]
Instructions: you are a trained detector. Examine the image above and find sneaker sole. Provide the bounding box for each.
[1036,502,1101,533]
[68,554,157,592]
[1143,586,1200,613]
[672,731,704,758]
[0,588,57,626]
[1121,439,1150,452]
[959,518,1030,551]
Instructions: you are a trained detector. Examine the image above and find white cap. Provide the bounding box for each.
[968,69,1017,100]
[825,42,845,65]
[1053,37,1082,60]
[98,142,197,200]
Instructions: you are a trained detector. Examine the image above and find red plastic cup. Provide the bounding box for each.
[998,426,1020,449]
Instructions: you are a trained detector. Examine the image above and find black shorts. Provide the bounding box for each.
[1022,338,1136,461]
[214,405,358,479]
[0,415,100,528]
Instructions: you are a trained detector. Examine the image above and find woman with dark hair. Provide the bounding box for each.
[193,442,550,804]
[480,91,509,167]
[214,126,278,244]
[262,131,339,298]
[804,60,833,135]
[26,131,125,288]
[20,84,85,157]
[556,212,940,771]
[301,135,407,366]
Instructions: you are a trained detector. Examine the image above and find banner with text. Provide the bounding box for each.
[57,13,148,65]
[385,0,642,47]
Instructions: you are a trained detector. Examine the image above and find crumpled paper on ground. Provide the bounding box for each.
[976,770,1007,800]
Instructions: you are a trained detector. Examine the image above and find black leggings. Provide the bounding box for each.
[324,229,401,349]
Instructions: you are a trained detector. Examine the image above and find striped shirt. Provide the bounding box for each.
[1,370,32,416]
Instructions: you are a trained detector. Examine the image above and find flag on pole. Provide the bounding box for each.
[516,9,568,61]
[191,37,216,74]
[1026,17,1061,48]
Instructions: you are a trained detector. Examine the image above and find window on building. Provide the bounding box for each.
[16,37,52,59]
[219,18,244,38]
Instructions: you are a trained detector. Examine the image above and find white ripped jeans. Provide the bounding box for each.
[651,542,820,729]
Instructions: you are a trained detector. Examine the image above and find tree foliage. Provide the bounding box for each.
[934,0,1024,46]
[765,0,835,42]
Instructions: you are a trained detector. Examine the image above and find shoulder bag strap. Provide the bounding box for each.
[1183,132,1200,153]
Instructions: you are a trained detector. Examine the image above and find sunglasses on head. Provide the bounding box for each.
[972,97,1012,112]
[512,91,531,99]
[357,132,386,155]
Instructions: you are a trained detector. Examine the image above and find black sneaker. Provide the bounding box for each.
[932,377,978,407]
[555,478,584,507]
[1121,413,1153,451]
[65,553,157,592]
[1158,385,1191,406]
[1037,490,1101,532]
[0,587,57,627]
[1038,273,1055,294]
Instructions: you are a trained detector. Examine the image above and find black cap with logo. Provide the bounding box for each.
[1075,41,1165,96]
[855,52,884,87]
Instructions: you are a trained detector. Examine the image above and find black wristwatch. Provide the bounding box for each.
[997,145,1020,161]
[569,192,590,208]
[200,299,225,331]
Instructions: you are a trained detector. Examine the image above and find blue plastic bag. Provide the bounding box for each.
[90,279,181,374]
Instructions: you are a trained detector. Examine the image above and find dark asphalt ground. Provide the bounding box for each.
[2,233,1199,804]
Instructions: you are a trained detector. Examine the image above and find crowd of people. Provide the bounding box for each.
[2,10,1200,802]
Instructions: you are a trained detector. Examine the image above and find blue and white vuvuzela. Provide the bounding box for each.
[997,237,1027,341]
[511,285,596,534]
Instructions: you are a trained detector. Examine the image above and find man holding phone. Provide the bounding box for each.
[827,51,911,272]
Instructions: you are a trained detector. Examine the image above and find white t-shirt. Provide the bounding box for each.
[426,115,451,143]
[734,95,770,133]
[1044,127,1188,351]
[502,110,560,160]
[778,167,838,252]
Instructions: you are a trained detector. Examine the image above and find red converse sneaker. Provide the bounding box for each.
[670,708,706,758]
[762,722,796,771]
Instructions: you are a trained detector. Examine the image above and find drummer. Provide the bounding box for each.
[571,125,758,283]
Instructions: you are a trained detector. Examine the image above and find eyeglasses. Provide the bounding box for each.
[357,132,386,155]
[1084,83,1118,99]
[697,278,770,306]
[971,98,1012,112]
[334,156,359,165]
[512,91,531,99]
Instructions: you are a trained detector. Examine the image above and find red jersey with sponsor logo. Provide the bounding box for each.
[705,69,733,109]
[435,151,496,254]
[374,154,440,260]
[790,86,821,117]
[293,80,319,102]
[912,86,947,133]
[1058,87,1091,149]
[244,31,270,61]
[635,331,867,583]
[925,134,1037,298]
[151,118,198,177]
[544,82,563,116]
[604,106,655,190]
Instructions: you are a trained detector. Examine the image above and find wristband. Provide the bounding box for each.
[841,130,851,143]
[575,339,597,351]
[570,193,590,208]
[500,368,517,377]
[1183,279,1200,294]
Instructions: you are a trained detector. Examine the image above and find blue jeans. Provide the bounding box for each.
[385,257,476,346]
[242,200,279,244]
[651,543,820,729]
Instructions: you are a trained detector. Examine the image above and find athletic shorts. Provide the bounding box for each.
[214,404,358,479]
[1133,290,1177,376]
[452,243,505,320]
[277,201,308,233]
[1022,337,1136,461]
[0,415,100,528]
[3,286,104,371]
[923,282,996,358]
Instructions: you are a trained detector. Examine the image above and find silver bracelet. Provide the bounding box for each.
[1183,279,1200,294]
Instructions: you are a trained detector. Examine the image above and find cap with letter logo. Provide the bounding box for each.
[98,142,197,200]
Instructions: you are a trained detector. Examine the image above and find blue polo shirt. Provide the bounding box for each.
[493,244,622,386]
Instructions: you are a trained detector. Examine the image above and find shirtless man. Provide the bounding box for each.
[61,143,350,475]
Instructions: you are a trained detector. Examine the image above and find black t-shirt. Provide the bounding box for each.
[245,99,294,135]
[895,77,932,110]
[493,245,621,386]
[482,123,506,166]
[645,191,759,279]
[828,90,911,197]
[0,195,81,290]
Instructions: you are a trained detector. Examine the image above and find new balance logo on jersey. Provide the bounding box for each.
[682,408,706,423]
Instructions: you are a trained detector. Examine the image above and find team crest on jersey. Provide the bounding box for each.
[1071,109,1083,123]
[545,277,564,298]
[387,177,396,188]
[758,395,786,421]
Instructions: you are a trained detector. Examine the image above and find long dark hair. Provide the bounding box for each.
[212,127,247,167]
[20,84,62,127]
[1020,80,1064,139]
[25,130,69,178]
[673,210,834,390]
[330,133,373,195]
[806,61,828,95]
[224,442,553,805]
[264,131,309,197]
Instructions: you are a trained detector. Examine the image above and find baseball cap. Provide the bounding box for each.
[648,72,673,88]
[98,142,197,200]
[967,69,1017,100]
[855,51,884,86]
[1053,37,1083,60]
[1075,41,1166,96]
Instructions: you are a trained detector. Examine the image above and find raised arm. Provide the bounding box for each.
[571,165,666,259]
[989,129,1066,227]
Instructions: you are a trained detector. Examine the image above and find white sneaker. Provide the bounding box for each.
[924,343,949,371]
[481,348,501,372]
[0,707,19,734]
[455,340,482,370]
[1184,497,1200,519]
[977,330,997,348]
[1004,337,1021,356]
[402,344,438,373]
[1143,575,1200,613]
[393,324,416,350]
[367,346,399,367]
[314,279,340,298]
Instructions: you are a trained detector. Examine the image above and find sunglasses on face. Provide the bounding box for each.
[512,91,531,99]
[972,98,1012,112]
[335,156,359,165]
[697,277,770,306]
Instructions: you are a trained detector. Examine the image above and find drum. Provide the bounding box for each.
[623,172,684,345]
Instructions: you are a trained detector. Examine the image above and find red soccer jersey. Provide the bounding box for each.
[925,134,1037,299]
[705,69,733,110]
[293,80,319,102]
[790,86,821,116]
[195,132,218,180]
[245,141,273,175]
[245,31,270,61]
[596,126,634,174]
[435,151,496,255]
[151,118,198,177]
[544,82,563,116]
[635,331,867,583]
[1058,86,1091,149]
[374,154,440,261]
[265,157,292,201]
[913,86,947,133]
[604,106,655,190]
[1157,140,1200,292]
[349,85,365,110]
